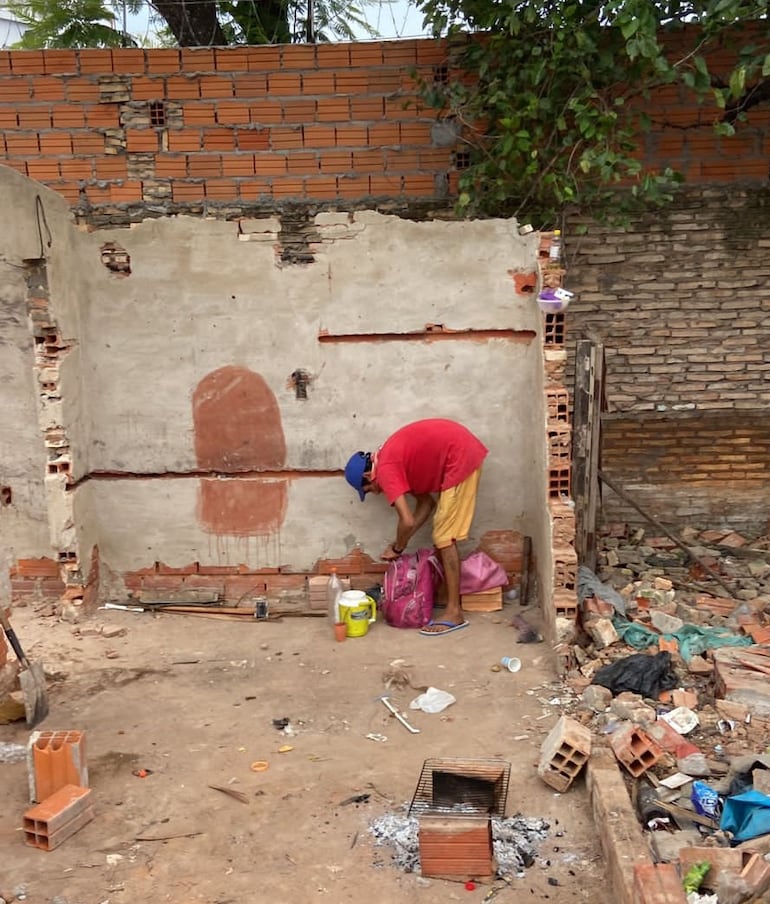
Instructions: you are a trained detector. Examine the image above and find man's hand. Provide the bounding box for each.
[381,544,403,561]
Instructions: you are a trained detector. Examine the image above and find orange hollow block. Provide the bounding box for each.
[27,730,88,803]
[23,784,93,851]
[610,723,664,777]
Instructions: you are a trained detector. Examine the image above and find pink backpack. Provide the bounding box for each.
[381,548,443,629]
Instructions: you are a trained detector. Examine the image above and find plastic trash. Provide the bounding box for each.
[409,687,456,714]
[661,706,699,735]
[592,651,678,698]
[720,789,770,842]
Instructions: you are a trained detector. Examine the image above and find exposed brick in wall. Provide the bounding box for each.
[599,413,770,534]
[1,29,769,218]
[0,42,458,217]
[566,185,770,415]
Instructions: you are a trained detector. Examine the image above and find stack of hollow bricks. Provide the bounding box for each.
[23,730,92,851]
[538,236,578,626]
[0,42,460,207]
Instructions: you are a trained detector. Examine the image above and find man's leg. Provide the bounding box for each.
[438,540,462,624]
[419,468,481,635]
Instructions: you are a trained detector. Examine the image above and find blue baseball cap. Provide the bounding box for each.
[345,451,370,502]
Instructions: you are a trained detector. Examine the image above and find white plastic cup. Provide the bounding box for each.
[500,656,522,673]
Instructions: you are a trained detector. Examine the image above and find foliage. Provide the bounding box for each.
[9,0,379,47]
[415,0,770,225]
[8,0,142,47]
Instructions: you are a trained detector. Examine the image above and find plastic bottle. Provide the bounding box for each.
[549,229,562,263]
[327,568,342,623]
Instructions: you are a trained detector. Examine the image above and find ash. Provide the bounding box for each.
[493,815,550,873]
[369,809,550,876]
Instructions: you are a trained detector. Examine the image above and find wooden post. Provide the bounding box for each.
[572,339,604,570]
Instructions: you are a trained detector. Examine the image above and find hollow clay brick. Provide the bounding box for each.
[610,723,664,777]
[537,715,592,791]
[27,729,88,803]
[23,784,93,851]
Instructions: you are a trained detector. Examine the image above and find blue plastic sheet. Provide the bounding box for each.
[720,789,770,842]
[613,618,753,662]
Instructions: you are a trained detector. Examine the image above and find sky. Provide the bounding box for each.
[125,0,431,45]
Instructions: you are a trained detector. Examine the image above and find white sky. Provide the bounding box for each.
[126,0,430,44]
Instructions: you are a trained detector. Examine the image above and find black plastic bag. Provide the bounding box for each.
[592,651,678,699]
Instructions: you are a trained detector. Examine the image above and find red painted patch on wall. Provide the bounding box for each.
[193,366,287,535]
[198,478,287,535]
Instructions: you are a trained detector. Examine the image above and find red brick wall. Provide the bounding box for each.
[0,41,456,211]
[0,31,768,214]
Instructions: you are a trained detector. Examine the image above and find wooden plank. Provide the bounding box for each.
[572,339,603,570]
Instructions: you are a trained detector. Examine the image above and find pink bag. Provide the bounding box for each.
[382,548,443,629]
[460,551,508,595]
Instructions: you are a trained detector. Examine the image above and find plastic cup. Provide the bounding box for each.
[500,656,521,673]
[333,622,347,643]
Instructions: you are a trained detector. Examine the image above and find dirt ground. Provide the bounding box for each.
[0,599,611,904]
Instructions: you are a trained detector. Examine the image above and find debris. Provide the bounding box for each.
[510,614,542,643]
[250,760,269,772]
[338,793,370,806]
[593,651,678,698]
[209,784,249,804]
[365,733,388,743]
[409,687,456,713]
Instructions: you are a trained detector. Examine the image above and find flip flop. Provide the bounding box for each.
[419,619,469,637]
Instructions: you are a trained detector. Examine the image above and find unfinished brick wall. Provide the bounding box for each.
[0,42,457,215]
[564,184,770,535]
[0,29,769,218]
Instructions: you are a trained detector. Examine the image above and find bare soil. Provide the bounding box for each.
[1,601,611,903]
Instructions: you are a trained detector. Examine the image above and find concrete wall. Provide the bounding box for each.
[1,166,549,593]
[0,172,73,564]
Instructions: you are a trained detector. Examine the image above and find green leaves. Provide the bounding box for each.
[417,0,770,225]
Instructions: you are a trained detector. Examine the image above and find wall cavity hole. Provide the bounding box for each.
[149,101,167,127]
[290,369,310,400]
[100,242,131,277]
[0,486,11,506]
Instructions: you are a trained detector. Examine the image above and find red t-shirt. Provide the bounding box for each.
[374,419,488,504]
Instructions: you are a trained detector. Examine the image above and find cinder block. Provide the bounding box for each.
[547,424,572,468]
[610,723,664,777]
[552,589,579,619]
[552,545,577,592]
[549,500,576,546]
[27,729,88,803]
[548,467,571,499]
[632,862,687,904]
[537,715,592,791]
[23,784,93,851]
[545,386,570,424]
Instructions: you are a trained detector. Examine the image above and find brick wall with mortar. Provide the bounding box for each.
[0,29,768,220]
[0,42,460,217]
[563,184,770,536]
[1,32,768,611]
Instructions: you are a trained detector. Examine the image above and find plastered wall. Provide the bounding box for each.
[1,166,553,606]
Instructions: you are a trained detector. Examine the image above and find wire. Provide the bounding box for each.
[35,195,52,260]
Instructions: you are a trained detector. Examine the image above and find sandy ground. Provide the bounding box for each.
[0,600,611,904]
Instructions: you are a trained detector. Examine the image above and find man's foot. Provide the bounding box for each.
[419,619,469,636]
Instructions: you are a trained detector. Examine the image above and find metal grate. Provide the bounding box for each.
[408,757,511,818]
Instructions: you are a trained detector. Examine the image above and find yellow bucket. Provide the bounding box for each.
[338,590,376,638]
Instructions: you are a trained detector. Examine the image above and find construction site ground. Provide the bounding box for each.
[0,599,609,904]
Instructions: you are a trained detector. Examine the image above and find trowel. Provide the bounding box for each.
[0,606,49,729]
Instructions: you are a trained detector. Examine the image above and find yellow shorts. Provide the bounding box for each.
[432,468,482,549]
